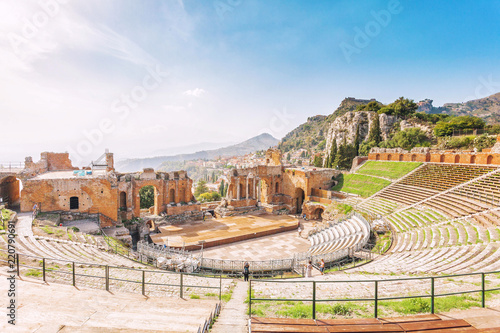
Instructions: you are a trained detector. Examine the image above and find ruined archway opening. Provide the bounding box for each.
[313,207,325,220]
[139,185,156,209]
[0,176,22,209]
[295,188,305,214]
[120,191,127,210]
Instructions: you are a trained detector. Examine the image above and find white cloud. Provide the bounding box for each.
[183,88,206,97]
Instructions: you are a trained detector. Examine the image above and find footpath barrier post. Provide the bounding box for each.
[16,253,20,276]
[219,275,222,301]
[42,258,46,282]
[482,273,486,308]
[431,277,435,314]
[312,281,316,319]
[180,273,184,298]
[72,262,76,286]
[374,280,378,318]
[142,270,146,296]
[249,280,252,317]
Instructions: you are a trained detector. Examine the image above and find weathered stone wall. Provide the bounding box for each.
[369,146,500,165]
[20,153,198,226]
[21,177,119,222]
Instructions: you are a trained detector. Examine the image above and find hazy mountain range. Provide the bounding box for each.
[115,133,279,172]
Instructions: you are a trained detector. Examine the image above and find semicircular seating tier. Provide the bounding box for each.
[307,214,370,256]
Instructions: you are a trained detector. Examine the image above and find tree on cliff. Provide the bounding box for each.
[335,138,357,170]
[368,114,382,145]
[378,97,418,118]
[356,101,382,112]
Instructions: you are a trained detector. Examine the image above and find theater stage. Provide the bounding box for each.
[150,213,299,251]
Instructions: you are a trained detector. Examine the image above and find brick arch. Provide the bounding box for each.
[440,154,445,163]
[399,154,404,161]
[0,175,21,207]
[375,154,380,161]
[387,154,392,161]
[455,155,460,164]
[411,154,417,162]
[487,155,493,165]
[470,155,476,164]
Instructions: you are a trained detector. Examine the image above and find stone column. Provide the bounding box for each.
[246,176,249,200]
[252,178,256,199]
[236,178,240,200]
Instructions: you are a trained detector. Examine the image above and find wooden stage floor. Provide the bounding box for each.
[150,214,299,251]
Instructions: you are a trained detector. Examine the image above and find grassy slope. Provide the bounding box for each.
[357,161,422,180]
[331,174,391,198]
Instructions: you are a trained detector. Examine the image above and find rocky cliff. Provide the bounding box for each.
[323,111,398,156]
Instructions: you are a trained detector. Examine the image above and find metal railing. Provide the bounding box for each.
[2,250,223,299]
[136,213,373,276]
[0,162,25,171]
[248,270,500,319]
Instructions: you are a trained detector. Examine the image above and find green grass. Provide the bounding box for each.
[357,161,422,180]
[331,174,391,198]
[0,209,13,230]
[190,294,200,299]
[380,295,480,315]
[25,269,42,277]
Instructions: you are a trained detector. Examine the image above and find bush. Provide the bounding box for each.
[197,191,221,203]
[379,128,429,150]
[473,134,496,151]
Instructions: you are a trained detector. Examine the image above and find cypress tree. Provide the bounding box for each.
[354,124,360,156]
[328,138,337,168]
[368,114,382,145]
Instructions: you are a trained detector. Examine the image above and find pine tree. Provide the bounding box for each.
[368,114,382,145]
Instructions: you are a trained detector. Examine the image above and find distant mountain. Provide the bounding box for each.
[115,133,279,172]
[418,92,500,124]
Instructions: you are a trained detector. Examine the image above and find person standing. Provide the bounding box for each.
[305,261,313,278]
[319,259,325,275]
[243,261,250,281]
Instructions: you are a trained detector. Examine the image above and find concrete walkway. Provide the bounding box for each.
[211,281,249,333]
[15,212,33,237]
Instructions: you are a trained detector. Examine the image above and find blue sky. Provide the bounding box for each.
[1,0,499,164]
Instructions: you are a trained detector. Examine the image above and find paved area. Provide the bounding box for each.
[439,307,500,329]
[14,212,33,237]
[211,281,248,333]
[63,219,100,234]
[152,213,298,247]
[0,271,217,332]
[197,219,316,260]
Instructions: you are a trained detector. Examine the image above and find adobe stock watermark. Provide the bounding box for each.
[8,0,69,59]
[66,64,169,165]
[463,75,500,102]
[214,0,242,20]
[260,107,295,139]
[340,0,403,63]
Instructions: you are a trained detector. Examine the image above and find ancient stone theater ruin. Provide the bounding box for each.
[6,148,339,228]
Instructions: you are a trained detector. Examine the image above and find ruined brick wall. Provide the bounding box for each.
[21,177,118,222]
[369,148,500,165]
[22,152,77,179]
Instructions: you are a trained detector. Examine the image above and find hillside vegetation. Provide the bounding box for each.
[357,161,422,180]
[331,174,391,198]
